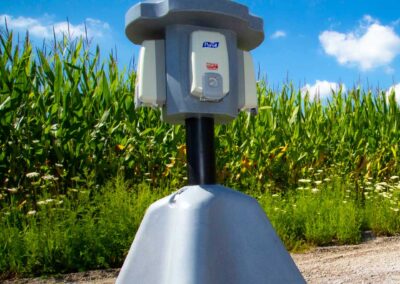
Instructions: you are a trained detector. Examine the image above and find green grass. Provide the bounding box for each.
[258,176,363,250]
[0,177,168,279]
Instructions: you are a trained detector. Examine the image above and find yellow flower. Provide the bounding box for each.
[115,144,125,151]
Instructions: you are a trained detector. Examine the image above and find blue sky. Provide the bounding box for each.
[1,0,400,98]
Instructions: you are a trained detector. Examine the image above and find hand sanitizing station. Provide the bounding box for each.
[117,0,305,283]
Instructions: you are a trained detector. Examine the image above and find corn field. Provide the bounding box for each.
[0,31,400,205]
[1,31,400,278]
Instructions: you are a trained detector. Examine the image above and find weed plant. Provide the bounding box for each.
[0,177,167,278]
[1,175,399,278]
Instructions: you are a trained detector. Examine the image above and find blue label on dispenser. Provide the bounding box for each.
[202,42,219,48]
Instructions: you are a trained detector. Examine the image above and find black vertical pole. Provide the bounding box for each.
[185,117,216,185]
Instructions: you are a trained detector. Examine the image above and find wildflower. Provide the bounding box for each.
[272,194,279,198]
[297,187,305,191]
[390,176,399,180]
[317,170,323,173]
[55,163,63,167]
[390,208,399,212]
[42,175,58,181]
[37,201,46,205]
[365,182,372,185]
[324,178,331,182]
[27,210,37,216]
[58,200,64,205]
[7,188,17,193]
[311,188,319,194]
[376,182,388,187]
[298,179,311,183]
[308,167,314,171]
[26,172,40,178]
[115,144,125,151]
[45,199,54,204]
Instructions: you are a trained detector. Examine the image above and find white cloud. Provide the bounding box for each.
[0,14,110,40]
[319,15,400,71]
[386,83,400,103]
[301,80,346,100]
[271,30,286,39]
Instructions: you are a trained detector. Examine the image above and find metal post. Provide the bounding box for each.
[185,117,216,185]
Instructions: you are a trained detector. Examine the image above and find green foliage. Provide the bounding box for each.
[364,179,400,235]
[1,32,400,278]
[0,177,167,278]
[0,32,186,199]
[1,32,400,200]
[218,82,400,192]
[258,175,400,251]
[1,176,399,278]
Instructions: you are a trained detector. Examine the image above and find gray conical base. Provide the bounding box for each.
[117,185,305,284]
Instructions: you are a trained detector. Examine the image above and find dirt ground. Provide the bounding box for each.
[4,236,400,284]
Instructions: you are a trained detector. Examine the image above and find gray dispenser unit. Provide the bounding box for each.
[117,0,305,283]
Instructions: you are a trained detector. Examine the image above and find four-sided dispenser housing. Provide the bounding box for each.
[117,0,305,283]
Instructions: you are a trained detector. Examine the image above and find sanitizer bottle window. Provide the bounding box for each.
[190,31,230,102]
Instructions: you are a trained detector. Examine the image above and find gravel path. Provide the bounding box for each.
[4,236,400,284]
[293,236,400,284]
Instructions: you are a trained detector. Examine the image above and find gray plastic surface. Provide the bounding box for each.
[125,0,264,51]
[117,185,305,284]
